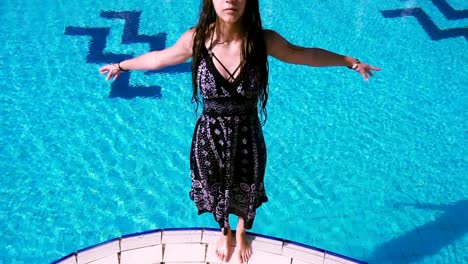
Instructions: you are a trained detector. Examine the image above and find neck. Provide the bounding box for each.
[214,19,243,43]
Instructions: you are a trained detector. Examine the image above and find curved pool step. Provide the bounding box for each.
[52,227,367,264]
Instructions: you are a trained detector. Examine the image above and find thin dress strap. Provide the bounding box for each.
[208,32,242,83]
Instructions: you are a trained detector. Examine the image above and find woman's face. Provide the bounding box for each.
[212,0,246,24]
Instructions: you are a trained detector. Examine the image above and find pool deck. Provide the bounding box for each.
[52,227,367,264]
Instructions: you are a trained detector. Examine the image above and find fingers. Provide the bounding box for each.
[106,68,117,81]
[101,64,124,81]
[356,63,380,81]
[99,64,115,74]
[360,71,369,81]
[99,66,108,74]
[100,64,124,81]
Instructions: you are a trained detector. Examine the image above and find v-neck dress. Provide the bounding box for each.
[189,46,268,229]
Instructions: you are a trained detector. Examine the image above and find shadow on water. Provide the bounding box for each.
[368,199,468,263]
[64,10,191,99]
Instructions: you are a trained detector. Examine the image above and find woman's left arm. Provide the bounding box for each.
[264,29,381,80]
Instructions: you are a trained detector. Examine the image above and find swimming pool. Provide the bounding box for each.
[1,0,466,263]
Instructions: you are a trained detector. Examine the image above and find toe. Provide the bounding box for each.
[245,251,252,262]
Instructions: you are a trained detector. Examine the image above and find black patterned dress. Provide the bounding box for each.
[189,45,268,229]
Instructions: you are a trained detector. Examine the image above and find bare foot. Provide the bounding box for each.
[236,230,252,263]
[216,227,232,262]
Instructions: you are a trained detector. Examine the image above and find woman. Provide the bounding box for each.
[100,0,380,262]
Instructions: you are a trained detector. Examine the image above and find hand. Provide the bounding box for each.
[99,63,123,81]
[353,61,381,81]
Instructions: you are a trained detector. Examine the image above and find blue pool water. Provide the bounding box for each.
[1,0,467,263]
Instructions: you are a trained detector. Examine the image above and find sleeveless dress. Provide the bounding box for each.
[189,45,268,229]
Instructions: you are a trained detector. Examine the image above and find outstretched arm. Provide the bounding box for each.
[99,28,195,81]
[264,29,380,80]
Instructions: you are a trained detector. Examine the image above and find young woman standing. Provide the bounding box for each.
[100,0,380,262]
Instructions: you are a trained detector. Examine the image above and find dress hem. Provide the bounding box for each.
[192,196,268,230]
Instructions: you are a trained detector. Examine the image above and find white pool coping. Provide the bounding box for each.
[52,227,367,264]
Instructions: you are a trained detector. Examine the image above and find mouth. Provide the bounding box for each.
[223,7,237,13]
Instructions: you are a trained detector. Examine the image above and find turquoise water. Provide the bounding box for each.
[1,0,467,263]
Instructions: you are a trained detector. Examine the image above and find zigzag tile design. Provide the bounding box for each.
[100,11,191,77]
[64,27,131,63]
[64,10,191,99]
[65,25,161,99]
[381,7,468,41]
[428,0,468,20]
[101,11,166,52]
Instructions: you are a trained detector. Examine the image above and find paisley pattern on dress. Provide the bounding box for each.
[189,46,268,229]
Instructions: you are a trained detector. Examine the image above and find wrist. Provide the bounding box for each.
[345,57,360,70]
[118,61,129,72]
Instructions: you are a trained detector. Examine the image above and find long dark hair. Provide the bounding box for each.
[191,0,269,124]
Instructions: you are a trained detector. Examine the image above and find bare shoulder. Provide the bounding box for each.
[178,28,196,46]
[263,29,281,42]
[263,29,289,55]
[182,27,196,39]
[171,28,196,56]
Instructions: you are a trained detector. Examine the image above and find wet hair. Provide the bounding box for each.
[191,0,269,124]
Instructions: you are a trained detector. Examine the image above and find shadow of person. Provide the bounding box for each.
[367,199,468,263]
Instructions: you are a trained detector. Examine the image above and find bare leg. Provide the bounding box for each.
[236,217,252,263]
[216,225,233,262]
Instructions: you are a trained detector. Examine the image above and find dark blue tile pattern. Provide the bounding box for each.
[428,0,468,20]
[381,1,468,42]
[65,11,191,99]
[100,11,166,51]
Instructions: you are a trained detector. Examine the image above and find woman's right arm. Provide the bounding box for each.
[99,28,195,81]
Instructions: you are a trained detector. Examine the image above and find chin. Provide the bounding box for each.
[222,16,241,24]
